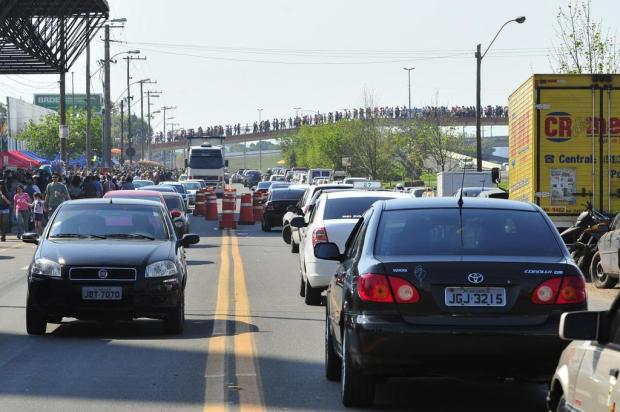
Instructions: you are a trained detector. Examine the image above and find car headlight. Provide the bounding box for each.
[145,260,178,278]
[31,258,62,278]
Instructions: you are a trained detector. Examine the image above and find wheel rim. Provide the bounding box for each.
[596,259,606,280]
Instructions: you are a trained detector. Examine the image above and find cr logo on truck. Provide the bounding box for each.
[544,112,572,142]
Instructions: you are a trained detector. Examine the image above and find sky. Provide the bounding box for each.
[0,0,618,134]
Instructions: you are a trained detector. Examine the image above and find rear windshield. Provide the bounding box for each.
[375,208,562,257]
[164,197,183,211]
[270,189,305,201]
[324,197,388,219]
[257,182,272,189]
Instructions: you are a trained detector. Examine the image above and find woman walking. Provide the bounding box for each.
[14,185,31,240]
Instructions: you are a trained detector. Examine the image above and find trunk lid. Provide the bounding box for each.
[322,219,358,251]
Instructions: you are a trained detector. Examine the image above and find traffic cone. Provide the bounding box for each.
[237,193,254,225]
[253,191,264,223]
[219,189,237,229]
[205,189,219,221]
[194,190,206,216]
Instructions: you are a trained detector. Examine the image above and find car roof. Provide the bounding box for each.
[382,197,537,211]
[64,198,163,206]
[324,190,411,200]
[140,185,175,191]
[271,187,304,192]
[162,192,184,199]
[104,190,163,198]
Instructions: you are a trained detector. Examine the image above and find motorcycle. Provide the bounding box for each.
[560,202,611,273]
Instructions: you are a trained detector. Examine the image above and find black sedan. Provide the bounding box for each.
[261,187,305,232]
[316,197,587,407]
[23,198,199,335]
[162,192,190,237]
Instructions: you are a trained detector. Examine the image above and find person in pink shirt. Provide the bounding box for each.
[14,185,31,239]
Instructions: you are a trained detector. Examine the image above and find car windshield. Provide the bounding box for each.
[270,189,305,201]
[49,204,170,240]
[182,182,201,190]
[324,197,391,219]
[189,155,223,169]
[257,182,272,189]
[375,208,563,257]
[164,197,184,211]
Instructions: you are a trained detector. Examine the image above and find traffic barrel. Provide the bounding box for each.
[194,190,206,216]
[219,189,237,229]
[237,193,254,225]
[205,189,219,221]
[253,191,264,223]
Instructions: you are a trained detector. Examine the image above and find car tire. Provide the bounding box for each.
[291,240,299,254]
[590,252,618,289]
[304,279,322,306]
[26,297,47,335]
[325,308,342,381]
[341,329,374,407]
[282,225,291,244]
[164,293,185,335]
[299,276,306,297]
[556,394,567,412]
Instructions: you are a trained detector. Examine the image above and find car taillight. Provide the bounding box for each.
[531,276,586,304]
[311,226,328,247]
[356,273,420,304]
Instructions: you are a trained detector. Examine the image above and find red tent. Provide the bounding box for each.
[0,151,41,168]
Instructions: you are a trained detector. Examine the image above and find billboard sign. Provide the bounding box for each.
[34,94,103,112]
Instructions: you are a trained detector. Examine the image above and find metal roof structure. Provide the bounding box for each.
[0,0,109,74]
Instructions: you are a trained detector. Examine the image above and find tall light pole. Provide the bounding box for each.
[475,16,525,171]
[137,79,156,160]
[293,107,301,118]
[403,67,414,118]
[257,108,263,171]
[124,53,146,164]
[146,92,161,160]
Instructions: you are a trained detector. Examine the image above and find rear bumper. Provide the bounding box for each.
[263,212,285,227]
[345,313,570,379]
[305,259,338,289]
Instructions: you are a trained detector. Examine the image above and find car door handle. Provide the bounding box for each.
[611,369,619,379]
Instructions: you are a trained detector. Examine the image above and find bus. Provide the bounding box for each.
[185,143,227,195]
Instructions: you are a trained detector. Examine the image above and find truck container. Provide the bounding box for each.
[436,171,493,197]
[508,74,620,229]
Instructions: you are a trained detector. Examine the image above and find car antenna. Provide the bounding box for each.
[457,165,466,209]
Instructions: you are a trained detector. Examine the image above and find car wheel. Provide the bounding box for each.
[299,275,306,297]
[304,279,322,306]
[282,225,291,244]
[325,308,342,381]
[26,297,47,335]
[341,329,374,407]
[556,394,567,412]
[291,240,299,254]
[164,293,185,335]
[590,252,618,289]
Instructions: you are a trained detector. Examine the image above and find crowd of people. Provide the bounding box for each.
[151,104,509,144]
[0,165,181,239]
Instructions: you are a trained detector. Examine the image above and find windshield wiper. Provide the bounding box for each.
[51,233,107,239]
[106,233,156,240]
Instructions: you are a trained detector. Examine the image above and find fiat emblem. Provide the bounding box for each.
[98,269,109,279]
[467,273,484,284]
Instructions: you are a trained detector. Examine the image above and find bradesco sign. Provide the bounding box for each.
[34,94,103,112]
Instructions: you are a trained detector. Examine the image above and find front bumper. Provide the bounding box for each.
[28,274,183,320]
[344,313,569,379]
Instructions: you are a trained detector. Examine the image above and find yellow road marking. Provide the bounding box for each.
[231,233,265,412]
[204,232,230,412]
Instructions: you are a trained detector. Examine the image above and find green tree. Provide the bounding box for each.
[16,109,103,159]
[552,0,619,74]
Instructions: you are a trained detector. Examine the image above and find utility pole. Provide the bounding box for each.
[257,108,263,171]
[475,44,482,172]
[103,24,111,169]
[71,71,75,110]
[120,99,124,164]
[59,17,67,165]
[138,79,156,160]
[124,55,146,164]
[161,105,177,141]
[146,91,161,161]
[85,18,91,168]
[403,67,414,118]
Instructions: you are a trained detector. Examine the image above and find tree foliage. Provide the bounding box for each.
[552,0,619,74]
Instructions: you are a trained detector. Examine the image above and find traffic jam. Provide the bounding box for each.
[17,158,619,410]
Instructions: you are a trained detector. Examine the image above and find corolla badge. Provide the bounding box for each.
[98,269,109,279]
[467,273,484,284]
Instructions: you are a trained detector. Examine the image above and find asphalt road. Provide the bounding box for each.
[0,216,617,412]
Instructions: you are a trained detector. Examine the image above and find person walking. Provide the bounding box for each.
[13,185,30,240]
[44,173,70,216]
[31,192,45,236]
[0,182,11,242]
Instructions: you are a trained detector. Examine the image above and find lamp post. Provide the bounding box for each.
[475,16,525,171]
[293,107,301,118]
[257,108,263,171]
[403,67,414,118]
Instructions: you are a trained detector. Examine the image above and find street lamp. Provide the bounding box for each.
[257,108,264,171]
[293,107,301,118]
[475,16,525,171]
[403,67,414,118]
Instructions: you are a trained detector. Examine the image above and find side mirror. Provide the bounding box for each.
[184,159,188,168]
[314,242,342,261]
[290,216,306,228]
[180,233,200,248]
[170,209,182,218]
[559,311,604,341]
[22,232,39,245]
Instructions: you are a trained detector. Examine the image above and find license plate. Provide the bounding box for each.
[444,287,506,307]
[82,287,122,300]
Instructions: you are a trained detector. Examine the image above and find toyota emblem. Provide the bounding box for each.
[467,273,484,284]
[98,269,109,279]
